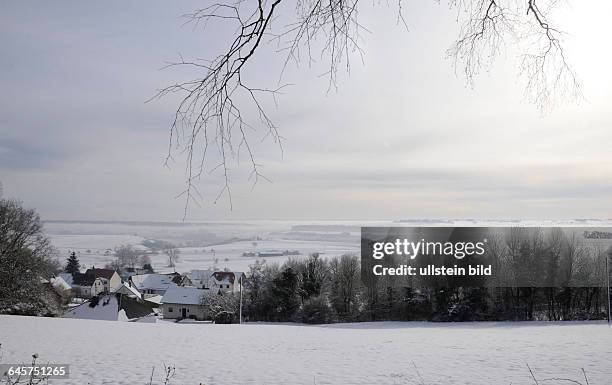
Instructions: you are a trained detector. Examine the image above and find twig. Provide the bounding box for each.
[581,368,589,385]
[412,361,426,385]
[527,363,539,385]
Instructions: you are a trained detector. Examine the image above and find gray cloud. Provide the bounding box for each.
[0,137,69,169]
[0,1,611,220]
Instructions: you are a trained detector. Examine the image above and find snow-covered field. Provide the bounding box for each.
[1,315,611,385]
[176,239,358,272]
[44,219,612,274]
[45,220,364,273]
[48,235,360,274]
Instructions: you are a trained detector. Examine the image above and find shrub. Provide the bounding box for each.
[297,296,336,324]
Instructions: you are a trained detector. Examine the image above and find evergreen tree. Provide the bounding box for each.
[271,267,300,321]
[299,254,327,302]
[65,251,80,275]
[142,263,154,273]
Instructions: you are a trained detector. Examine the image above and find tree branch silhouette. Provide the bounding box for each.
[153,0,579,215]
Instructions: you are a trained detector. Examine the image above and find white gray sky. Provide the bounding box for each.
[1,1,611,221]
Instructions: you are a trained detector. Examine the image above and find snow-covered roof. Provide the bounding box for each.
[144,295,163,305]
[211,271,244,285]
[63,294,155,321]
[129,274,177,291]
[63,295,121,321]
[116,282,142,298]
[59,272,74,286]
[50,276,71,292]
[188,269,213,282]
[84,268,117,280]
[161,286,209,305]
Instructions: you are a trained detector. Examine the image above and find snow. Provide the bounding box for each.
[177,239,359,273]
[116,282,142,298]
[129,274,176,293]
[50,234,146,254]
[44,220,363,274]
[161,286,208,305]
[144,295,163,305]
[50,276,71,292]
[62,295,121,321]
[31,220,612,383]
[45,219,612,275]
[58,272,74,286]
[1,315,611,385]
[187,269,214,284]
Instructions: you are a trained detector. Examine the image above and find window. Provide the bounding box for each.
[168,307,173,312]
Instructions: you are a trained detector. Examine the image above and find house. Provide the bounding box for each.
[39,276,71,316]
[120,267,152,280]
[86,268,122,292]
[116,282,163,307]
[49,275,72,298]
[63,293,155,321]
[58,272,74,287]
[185,269,214,289]
[210,271,244,294]
[63,268,121,298]
[161,286,211,320]
[184,270,243,294]
[115,281,143,299]
[257,251,285,257]
[128,273,177,297]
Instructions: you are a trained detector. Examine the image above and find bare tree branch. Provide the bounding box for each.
[153,0,579,216]
[150,1,287,217]
[449,0,581,110]
[521,0,581,110]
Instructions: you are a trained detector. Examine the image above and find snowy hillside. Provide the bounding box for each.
[1,315,611,385]
[44,219,612,274]
[45,220,363,273]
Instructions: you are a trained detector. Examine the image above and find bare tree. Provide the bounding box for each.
[329,254,361,317]
[0,200,60,315]
[153,0,580,210]
[114,244,141,270]
[164,246,181,270]
[201,291,240,322]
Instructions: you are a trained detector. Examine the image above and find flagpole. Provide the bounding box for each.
[606,253,611,326]
[239,273,243,325]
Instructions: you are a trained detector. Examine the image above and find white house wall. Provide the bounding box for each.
[162,303,208,321]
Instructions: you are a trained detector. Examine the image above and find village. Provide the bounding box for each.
[46,252,246,324]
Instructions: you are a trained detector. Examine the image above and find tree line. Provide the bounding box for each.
[2,199,610,322]
[240,235,612,323]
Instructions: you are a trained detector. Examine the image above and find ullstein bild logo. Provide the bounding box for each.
[360,227,612,288]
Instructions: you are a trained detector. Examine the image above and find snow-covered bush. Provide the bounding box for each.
[0,199,61,316]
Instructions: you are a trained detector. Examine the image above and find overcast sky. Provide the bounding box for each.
[1,1,611,221]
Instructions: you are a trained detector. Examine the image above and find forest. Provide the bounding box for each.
[243,228,612,323]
